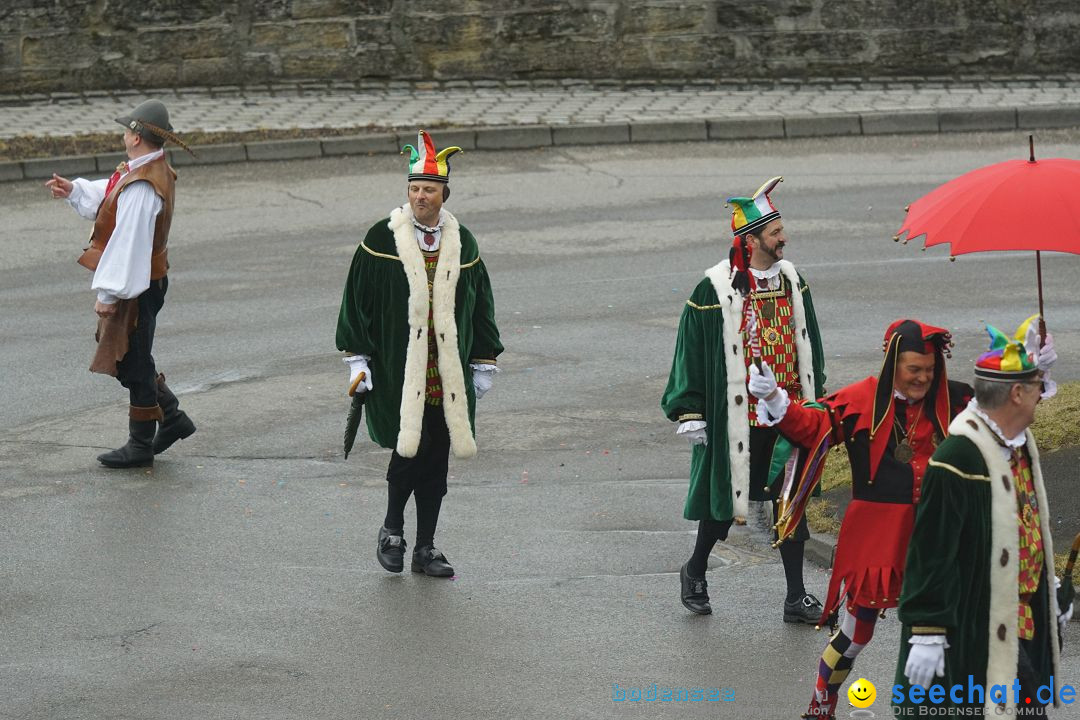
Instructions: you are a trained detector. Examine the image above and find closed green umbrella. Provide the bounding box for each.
[1059,532,1080,616]
[343,393,365,459]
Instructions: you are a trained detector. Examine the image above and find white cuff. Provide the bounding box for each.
[908,635,949,647]
[469,363,498,373]
[755,387,790,426]
[676,420,707,435]
[343,355,370,366]
[96,290,118,305]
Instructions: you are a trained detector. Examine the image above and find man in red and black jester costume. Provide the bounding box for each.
[750,319,1054,719]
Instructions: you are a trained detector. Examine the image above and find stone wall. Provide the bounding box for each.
[3,0,1079,93]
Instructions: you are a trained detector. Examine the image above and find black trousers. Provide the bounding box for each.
[1016,640,1049,716]
[385,403,451,499]
[116,277,167,409]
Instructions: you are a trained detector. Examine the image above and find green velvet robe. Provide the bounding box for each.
[661,259,826,522]
[894,407,1061,716]
[336,205,502,459]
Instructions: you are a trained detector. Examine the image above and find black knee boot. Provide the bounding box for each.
[153,374,196,454]
[98,419,157,468]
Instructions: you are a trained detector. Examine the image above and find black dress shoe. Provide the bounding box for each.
[784,592,824,624]
[376,527,406,573]
[680,562,711,615]
[411,545,454,577]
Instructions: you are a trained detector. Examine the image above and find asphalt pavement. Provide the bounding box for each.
[1,130,1079,719]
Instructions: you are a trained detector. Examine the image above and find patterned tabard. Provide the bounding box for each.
[741,275,803,425]
[423,249,443,406]
[1011,448,1043,640]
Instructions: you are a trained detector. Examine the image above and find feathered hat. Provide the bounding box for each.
[115,99,194,156]
[402,130,461,183]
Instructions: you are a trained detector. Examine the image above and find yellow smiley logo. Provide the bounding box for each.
[847,678,876,708]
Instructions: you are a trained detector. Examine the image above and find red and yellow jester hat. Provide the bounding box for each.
[402,130,462,183]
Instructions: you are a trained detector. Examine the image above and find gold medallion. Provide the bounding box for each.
[894,439,914,464]
[760,299,776,321]
[763,327,781,345]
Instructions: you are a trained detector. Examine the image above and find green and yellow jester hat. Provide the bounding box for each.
[726,176,783,294]
[727,176,783,238]
[401,130,462,184]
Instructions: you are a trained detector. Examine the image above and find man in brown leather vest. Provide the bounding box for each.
[45,99,196,468]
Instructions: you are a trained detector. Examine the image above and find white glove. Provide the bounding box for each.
[1037,333,1057,372]
[747,361,778,400]
[344,355,372,396]
[471,364,497,400]
[1037,333,1059,398]
[1056,576,1074,635]
[677,420,707,446]
[749,362,789,425]
[905,636,948,688]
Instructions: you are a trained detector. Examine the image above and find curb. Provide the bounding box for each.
[4,104,1078,183]
[805,533,836,570]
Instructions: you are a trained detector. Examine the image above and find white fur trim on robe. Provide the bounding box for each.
[703,259,815,520]
[947,408,1059,715]
[389,204,477,460]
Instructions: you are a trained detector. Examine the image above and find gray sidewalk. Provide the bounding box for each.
[2,78,1079,182]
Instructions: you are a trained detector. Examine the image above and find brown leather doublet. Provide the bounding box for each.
[78,157,176,280]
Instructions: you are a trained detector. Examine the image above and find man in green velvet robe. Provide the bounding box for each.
[336,130,502,578]
[894,317,1068,717]
[661,177,827,621]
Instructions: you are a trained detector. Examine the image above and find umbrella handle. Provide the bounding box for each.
[1066,532,1080,579]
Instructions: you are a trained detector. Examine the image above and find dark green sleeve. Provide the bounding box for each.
[469,258,503,364]
[661,302,708,423]
[897,444,984,633]
[799,276,827,397]
[335,236,377,357]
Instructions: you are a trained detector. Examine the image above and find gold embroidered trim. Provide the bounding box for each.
[363,241,480,270]
[361,241,399,260]
[749,287,787,300]
[911,626,948,635]
[678,413,704,422]
[470,358,498,366]
[687,300,722,311]
[927,459,990,482]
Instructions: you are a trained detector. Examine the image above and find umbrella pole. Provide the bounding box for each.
[1028,136,1048,344]
[1036,250,1047,343]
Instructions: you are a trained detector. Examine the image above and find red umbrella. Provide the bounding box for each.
[894,137,1080,339]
